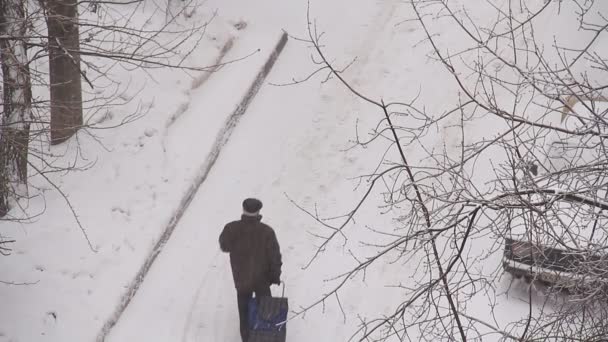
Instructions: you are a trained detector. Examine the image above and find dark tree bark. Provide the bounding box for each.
[45,0,82,145]
[0,0,32,216]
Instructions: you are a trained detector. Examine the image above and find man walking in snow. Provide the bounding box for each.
[219,198,283,342]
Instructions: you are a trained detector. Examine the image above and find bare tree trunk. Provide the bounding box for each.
[0,0,32,216]
[45,0,82,145]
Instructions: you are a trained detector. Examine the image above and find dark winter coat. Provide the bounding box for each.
[219,215,282,292]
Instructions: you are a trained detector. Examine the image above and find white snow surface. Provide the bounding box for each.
[1,0,606,341]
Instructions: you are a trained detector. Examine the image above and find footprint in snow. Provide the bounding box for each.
[233,20,247,31]
[144,128,157,137]
[111,206,131,216]
[43,311,57,325]
[71,271,94,280]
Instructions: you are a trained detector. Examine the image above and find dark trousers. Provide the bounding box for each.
[237,285,271,342]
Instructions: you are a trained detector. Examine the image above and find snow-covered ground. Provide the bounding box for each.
[105,0,413,339]
[0,2,240,341]
[1,0,607,341]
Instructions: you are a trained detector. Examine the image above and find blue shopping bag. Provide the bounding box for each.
[248,293,288,332]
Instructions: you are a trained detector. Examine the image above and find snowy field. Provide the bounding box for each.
[1,0,607,341]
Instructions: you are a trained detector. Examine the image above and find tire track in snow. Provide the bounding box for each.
[349,0,400,72]
[97,32,289,342]
[161,38,235,153]
[296,0,402,185]
[181,250,221,342]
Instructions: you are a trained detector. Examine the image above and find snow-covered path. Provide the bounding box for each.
[105,0,409,341]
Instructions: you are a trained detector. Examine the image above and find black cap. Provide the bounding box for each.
[242,198,263,214]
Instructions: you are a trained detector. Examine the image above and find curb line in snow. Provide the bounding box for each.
[96,31,289,342]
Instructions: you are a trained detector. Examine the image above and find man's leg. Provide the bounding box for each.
[237,291,252,342]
